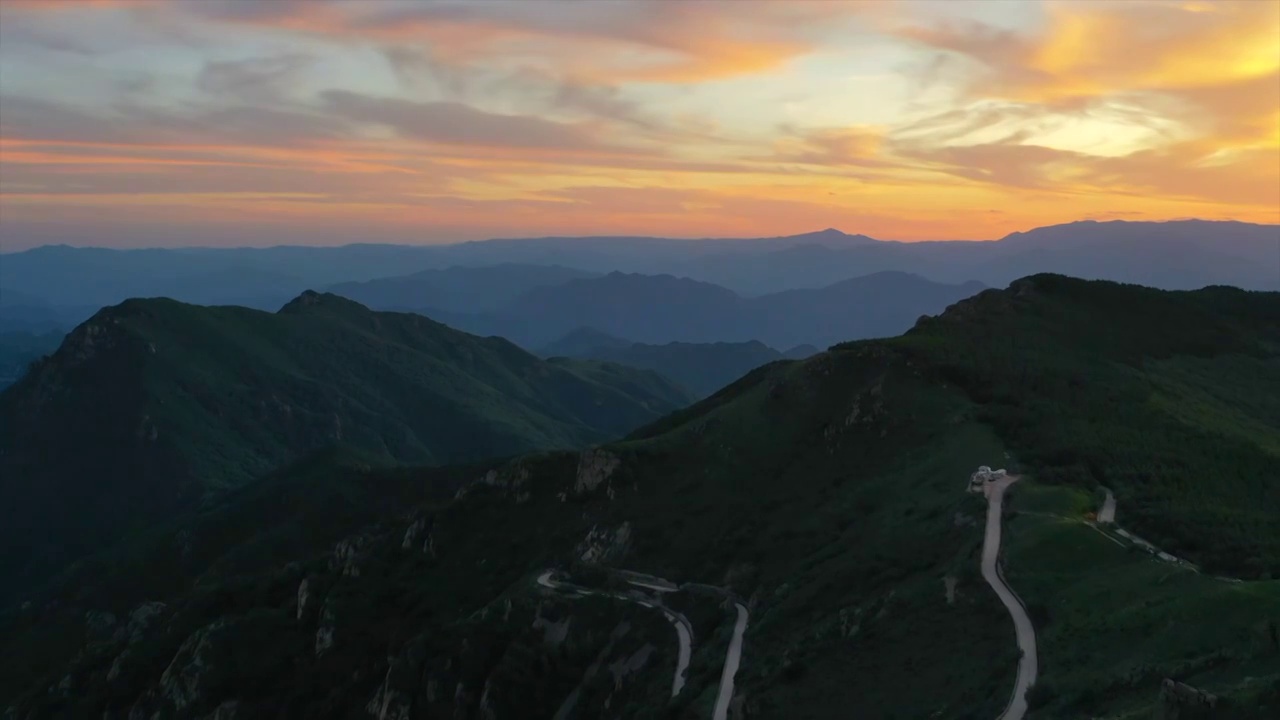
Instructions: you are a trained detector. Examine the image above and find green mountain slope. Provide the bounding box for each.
[4,275,1278,719]
[895,275,1280,578]
[0,292,692,600]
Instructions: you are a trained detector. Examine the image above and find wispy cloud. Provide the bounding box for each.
[0,0,1276,248]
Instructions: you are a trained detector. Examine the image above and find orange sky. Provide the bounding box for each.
[0,0,1277,248]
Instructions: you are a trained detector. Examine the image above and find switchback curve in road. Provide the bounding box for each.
[537,571,693,697]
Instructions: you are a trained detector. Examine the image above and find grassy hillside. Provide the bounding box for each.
[0,292,691,601]
[1001,482,1280,718]
[891,275,1280,578]
[3,274,1276,719]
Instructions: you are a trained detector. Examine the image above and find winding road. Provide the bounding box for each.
[711,601,749,720]
[536,569,749,715]
[537,570,694,697]
[980,475,1038,720]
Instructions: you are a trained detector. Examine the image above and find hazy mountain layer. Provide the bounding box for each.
[326,263,598,314]
[430,271,986,349]
[543,334,792,398]
[1,221,1274,323]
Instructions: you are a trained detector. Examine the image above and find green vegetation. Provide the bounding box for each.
[883,275,1280,578]
[3,274,1277,718]
[1002,481,1280,718]
[5,342,1015,719]
[0,291,691,601]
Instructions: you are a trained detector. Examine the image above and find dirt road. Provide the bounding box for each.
[1097,487,1116,524]
[711,601,749,720]
[981,475,1038,720]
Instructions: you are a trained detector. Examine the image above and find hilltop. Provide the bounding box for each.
[0,292,692,599]
[3,274,1277,719]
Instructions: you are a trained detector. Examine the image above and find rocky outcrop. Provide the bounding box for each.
[402,517,427,550]
[331,536,368,577]
[365,666,412,720]
[574,449,620,496]
[315,625,335,656]
[157,619,232,712]
[297,578,312,621]
[123,601,167,643]
[455,462,532,502]
[84,609,118,641]
[577,522,632,564]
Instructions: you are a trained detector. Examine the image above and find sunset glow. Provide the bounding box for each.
[1,0,1277,248]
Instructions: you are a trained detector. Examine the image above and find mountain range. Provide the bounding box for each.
[3,274,1276,719]
[540,329,818,398]
[0,292,691,599]
[326,264,598,314]
[1,220,1275,334]
[410,271,987,349]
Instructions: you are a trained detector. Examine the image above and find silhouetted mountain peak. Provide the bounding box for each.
[278,290,371,315]
[782,228,878,245]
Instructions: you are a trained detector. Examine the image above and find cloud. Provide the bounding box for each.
[892,134,1280,208]
[0,94,352,148]
[2,0,1276,249]
[103,0,854,84]
[868,0,1279,209]
[893,1,1279,101]
[196,54,316,102]
[318,90,609,151]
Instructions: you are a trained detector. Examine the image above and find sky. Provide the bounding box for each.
[0,0,1277,249]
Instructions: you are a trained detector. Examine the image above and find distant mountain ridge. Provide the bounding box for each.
[431,271,987,349]
[540,331,796,398]
[0,292,692,598]
[326,264,598,314]
[2,221,1274,326]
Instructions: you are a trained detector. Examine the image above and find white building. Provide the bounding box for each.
[969,466,1008,489]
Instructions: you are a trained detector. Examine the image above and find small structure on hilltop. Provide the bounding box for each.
[969,465,1008,492]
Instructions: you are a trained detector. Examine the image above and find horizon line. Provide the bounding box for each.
[1,217,1275,255]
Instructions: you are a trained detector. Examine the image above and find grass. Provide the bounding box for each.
[1003,480,1280,718]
